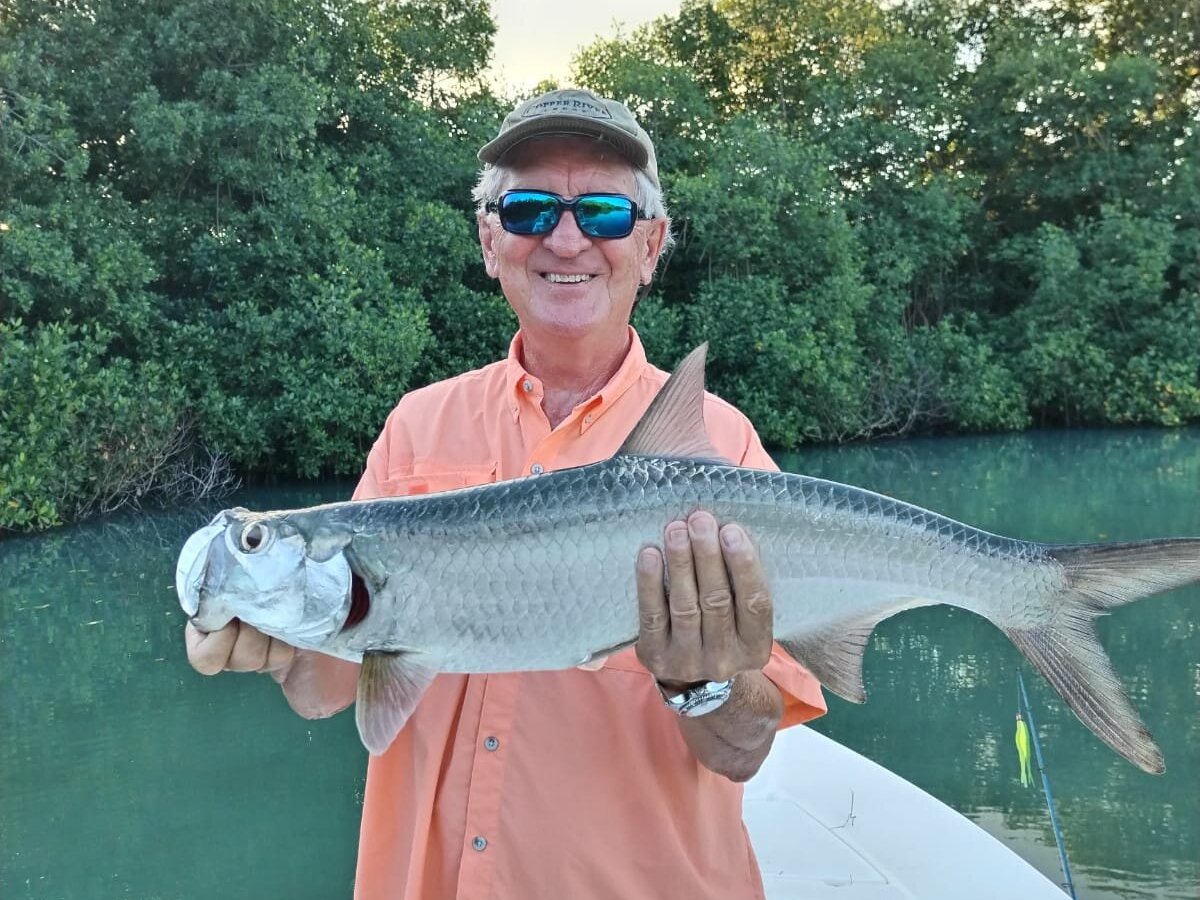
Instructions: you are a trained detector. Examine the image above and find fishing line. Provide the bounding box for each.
[1015,668,1078,899]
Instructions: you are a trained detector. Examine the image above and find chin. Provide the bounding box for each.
[526,304,605,339]
[537,318,603,342]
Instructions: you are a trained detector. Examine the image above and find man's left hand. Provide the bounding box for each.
[635,510,774,689]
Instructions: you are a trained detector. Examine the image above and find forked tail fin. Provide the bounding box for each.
[1005,539,1200,774]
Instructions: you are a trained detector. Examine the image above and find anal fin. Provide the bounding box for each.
[356,651,437,755]
[778,620,881,704]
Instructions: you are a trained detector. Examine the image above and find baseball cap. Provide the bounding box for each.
[478,88,660,187]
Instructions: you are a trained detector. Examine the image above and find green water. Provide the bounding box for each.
[1,429,1197,899]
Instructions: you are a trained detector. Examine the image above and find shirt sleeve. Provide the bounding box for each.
[353,437,388,501]
[738,425,778,471]
[764,644,828,728]
[353,400,406,501]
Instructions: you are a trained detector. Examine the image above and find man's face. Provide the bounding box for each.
[478,136,667,349]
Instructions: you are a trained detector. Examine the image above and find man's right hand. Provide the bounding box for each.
[185,620,296,683]
[184,621,360,719]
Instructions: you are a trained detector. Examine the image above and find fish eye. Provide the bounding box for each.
[239,522,271,553]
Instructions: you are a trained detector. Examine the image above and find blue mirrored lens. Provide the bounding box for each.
[575,196,635,238]
[498,192,636,238]
[501,192,560,234]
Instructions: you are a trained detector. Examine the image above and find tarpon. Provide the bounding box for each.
[176,346,1200,769]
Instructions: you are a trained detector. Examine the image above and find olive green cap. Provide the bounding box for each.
[478,88,660,187]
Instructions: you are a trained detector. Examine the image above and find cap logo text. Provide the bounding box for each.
[522,96,612,120]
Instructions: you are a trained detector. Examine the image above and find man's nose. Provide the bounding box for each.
[542,210,592,255]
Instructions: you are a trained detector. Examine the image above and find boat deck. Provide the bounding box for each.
[744,727,1067,899]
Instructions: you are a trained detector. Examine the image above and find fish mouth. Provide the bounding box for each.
[176,520,227,618]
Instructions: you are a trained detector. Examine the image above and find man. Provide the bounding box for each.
[186,88,826,899]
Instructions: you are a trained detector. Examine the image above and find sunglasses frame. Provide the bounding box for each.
[486,190,648,239]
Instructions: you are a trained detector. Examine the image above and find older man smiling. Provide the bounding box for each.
[186,88,825,900]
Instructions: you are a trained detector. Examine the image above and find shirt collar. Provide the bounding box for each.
[504,327,649,426]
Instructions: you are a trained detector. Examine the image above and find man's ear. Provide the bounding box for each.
[478,213,499,278]
[638,218,668,287]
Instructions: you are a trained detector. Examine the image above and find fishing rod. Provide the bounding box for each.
[1016,668,1078,899]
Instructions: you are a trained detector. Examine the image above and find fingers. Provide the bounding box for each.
[226,621,272,672]
[722,523,774,670]
[635,545,669,673]
[184,619,295,678]
[690,513,735,673]
[664,520,701,648]
[635,512,775,686]
[263,630,296,676]
[185,620,239,676]
[645,519,705,682]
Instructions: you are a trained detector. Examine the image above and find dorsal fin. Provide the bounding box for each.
[617,343,727,462]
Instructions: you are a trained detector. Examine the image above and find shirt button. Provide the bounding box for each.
[583,413,594,425]
[484,736,500,751]
[473,836,488,852]
[530,463,544,475]
[522,379,534,392]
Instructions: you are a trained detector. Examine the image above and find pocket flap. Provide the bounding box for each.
[379,461,498,497]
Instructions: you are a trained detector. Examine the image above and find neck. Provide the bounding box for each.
[520,329,632,429]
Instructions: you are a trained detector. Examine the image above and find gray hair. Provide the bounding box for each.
[472,162,676,258]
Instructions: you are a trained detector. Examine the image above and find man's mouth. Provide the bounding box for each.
[542,273,595,284]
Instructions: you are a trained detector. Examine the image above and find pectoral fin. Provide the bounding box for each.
[576,636,637,670]
[355,651,437,755]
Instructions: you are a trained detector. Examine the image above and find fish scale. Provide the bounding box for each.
[177,344,1200,766]
[274,457,1058,672]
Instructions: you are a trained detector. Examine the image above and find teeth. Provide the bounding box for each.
[545,273,593,283]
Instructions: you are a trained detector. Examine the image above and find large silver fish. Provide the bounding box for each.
[177,346,1200,769]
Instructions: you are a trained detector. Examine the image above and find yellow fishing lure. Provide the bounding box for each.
[1015,713,1034,787]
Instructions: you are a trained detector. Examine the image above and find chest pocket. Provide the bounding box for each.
[378,460,498,497]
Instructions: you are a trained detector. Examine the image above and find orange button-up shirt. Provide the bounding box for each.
[351,328,826,900]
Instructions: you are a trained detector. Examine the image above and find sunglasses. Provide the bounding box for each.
[486,190,648,239]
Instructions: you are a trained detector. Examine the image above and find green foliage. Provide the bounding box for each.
[655,120,888,442]
[0,321,89,529]
[1,0,496,528]
[2,0,1199,531]
[570,24,721,176]
[576,0,1198,446]
[0,321,187,531]
[178,254,433,478]
[1004,209,1199,424]
[907,317,1031,432]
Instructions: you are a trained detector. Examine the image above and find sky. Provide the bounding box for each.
[486,0,683,94]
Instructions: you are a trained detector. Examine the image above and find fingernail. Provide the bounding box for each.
[638,547,659,570]
[720,525,743,549]
[689,511,716,537]
[666,522,689,548]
